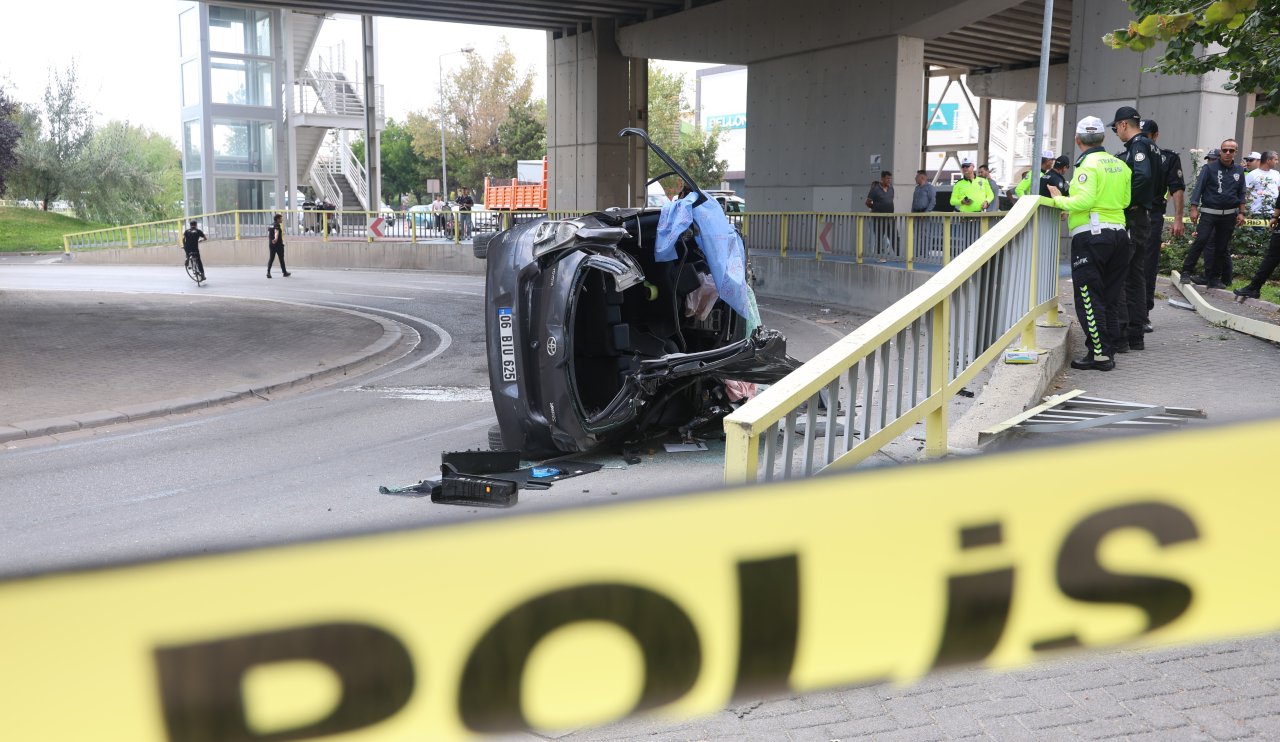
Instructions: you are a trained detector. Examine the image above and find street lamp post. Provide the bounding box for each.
[439,45,475,204]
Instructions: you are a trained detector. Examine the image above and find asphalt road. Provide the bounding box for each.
[0,262,864,577]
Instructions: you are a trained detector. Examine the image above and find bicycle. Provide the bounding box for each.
[184,250,205,285]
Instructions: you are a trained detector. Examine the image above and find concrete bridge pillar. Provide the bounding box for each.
[1063,0,1240,160]
[547,20,647,211]
[745,36,925,213]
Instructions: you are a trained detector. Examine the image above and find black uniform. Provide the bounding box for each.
[267,223,289,277]
[1146,149,1185,309]
[1116,132,1159,345]
[1181,159,1247,285]
[1044,168,1068,197]
[182,227,206,278]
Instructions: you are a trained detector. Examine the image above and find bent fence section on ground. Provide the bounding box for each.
[723,197,1063,484]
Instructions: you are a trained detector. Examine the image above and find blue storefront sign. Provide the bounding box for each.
[706,112,747,130]
[927,103,959,131]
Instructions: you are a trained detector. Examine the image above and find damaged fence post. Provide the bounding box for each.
[723,418,759,485]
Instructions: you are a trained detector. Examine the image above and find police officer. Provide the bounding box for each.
[950,160,992,213]
[1046,116,1132,371]
[1014,150,1056,200]
[1046,155,1070,196]
[1108,106,1159,352]
[1181,139,1248,288]
[1138,120,1186,331]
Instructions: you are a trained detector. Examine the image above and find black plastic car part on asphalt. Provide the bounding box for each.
[485,129,800,457]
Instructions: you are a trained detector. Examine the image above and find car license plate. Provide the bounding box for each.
[498,308,517,381]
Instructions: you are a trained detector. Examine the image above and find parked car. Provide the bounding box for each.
[704,189,746,214]
[484,128,801,456]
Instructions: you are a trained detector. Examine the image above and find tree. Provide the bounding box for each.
[75,122,182,224]
[377,119,435,207]
[1103,0,1280,115]
[0,86,22,197]
[646,64,728,190]
[438,38,540,191]
[10,64,95,209]
[498,99,546,164]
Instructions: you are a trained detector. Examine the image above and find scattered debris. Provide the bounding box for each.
[1168,297,1195,311]
[1003,350,1038,364]
[980,389,1206,446]
[957,388,975,398]
[664,440,708,452]
[377,449,601,507]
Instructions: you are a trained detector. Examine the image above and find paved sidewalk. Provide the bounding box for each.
[1051,277,1280,425]
[0,290,401,442]
[546,278,1280,742]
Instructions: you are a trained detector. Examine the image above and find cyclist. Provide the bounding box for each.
[182,220,207,281]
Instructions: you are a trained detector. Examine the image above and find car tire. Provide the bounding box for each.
[473,232,495,260]
[488,423,505,451]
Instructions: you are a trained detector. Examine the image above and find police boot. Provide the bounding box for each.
[1070,354,1115,371]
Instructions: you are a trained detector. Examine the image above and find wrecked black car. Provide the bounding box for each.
[484,128,800,456]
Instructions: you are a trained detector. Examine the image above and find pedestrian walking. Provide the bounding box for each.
[1181,139,1248,289]
[267,213,290,278]
[1046,116,1132,372]
[1109,106,1159,351]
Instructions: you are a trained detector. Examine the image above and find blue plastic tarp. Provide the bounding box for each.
[655,191,760,331]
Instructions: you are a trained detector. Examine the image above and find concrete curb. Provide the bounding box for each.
[1169,271,1280,344]
[0,308,408,445]
[948,312,1074,451]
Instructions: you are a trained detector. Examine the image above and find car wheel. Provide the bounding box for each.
[488,423,505,451]
[473,232,495,260]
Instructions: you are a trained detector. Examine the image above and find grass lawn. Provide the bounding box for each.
[0,207,112,252]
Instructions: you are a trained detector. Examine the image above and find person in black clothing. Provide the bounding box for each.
[1181,139,1248,289]
[1109,106,1159,351]
[1233,204,1280,300]
[1139,120,1186,330]
[267,213,291,278]
[1045,155,1070,196]
[181,219,207,280]
[455,187,474,239]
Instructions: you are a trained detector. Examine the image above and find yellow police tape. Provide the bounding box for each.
[3,418,1279,740]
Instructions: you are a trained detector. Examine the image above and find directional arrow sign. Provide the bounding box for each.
[366,217,385,238]
[818,218,833,253]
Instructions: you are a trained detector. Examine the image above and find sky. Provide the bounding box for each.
[0,2,711,146]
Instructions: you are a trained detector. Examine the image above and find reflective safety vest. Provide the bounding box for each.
[1049,147,1131,231]
[1015,171,1045,197]
[950,177,993,213]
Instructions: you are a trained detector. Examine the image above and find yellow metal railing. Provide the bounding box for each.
[62,208,593,251]
[723,198,1063,484]
[67,208,1008,258]
[733,211,1004,267]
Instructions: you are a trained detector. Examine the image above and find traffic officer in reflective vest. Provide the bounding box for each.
[1109,106,1159,352]
[950,160,993,212]
[1047,116,1132,371]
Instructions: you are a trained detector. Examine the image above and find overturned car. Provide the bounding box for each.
[484,129,801,456]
